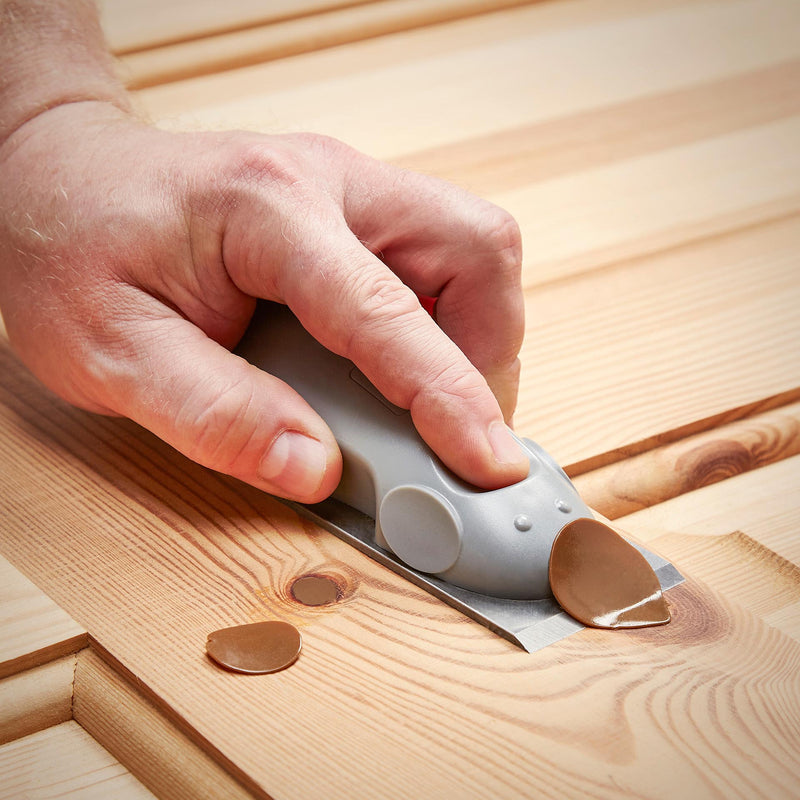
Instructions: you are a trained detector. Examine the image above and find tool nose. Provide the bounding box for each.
[549,518,671,628]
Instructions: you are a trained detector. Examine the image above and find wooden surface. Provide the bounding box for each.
[0,558,86,680]
[1,0,799,797]
[0,656,76,746]
[100,0,381,53]
[0,721,156,799]
[112,0,542,88]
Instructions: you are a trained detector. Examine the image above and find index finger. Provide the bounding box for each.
[278,220,529,490]
[340,159,525,421]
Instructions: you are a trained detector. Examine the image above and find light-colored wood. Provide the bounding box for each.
[617,456,800,645]
[518,214,800,470]
[0,720,157,799]
[100,0,379,53]
[0,656,76,746]
[137,0,800,163]
[620,456,800,565]
[573,402,800,519]
[2,0,799,796]
[502,114,800,285]
[391,58,800,196]
[0,352,798,798]
[117,0,543,89]
[73,649,257,800]
[0,556,86,680]
[133,0,800,283]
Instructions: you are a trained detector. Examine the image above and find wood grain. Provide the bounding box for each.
[0,656,75,746]
[391,59,800,195]
[0,347,798,798]
[0,556,86,680]
[574,402,800,518]
[117,0,545,89]
[617,456,800,644]
[517,214,800,470]
[100,0,379,54]
[73,649,259,800]
[619,457,800,566]
[133,0,800,288]
[0,721,156,800]
[1,0,799,795]
[137,0,800,162]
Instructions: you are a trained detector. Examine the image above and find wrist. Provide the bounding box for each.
[0,0,132,147]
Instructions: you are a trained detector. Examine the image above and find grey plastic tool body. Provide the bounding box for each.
[236,302,593,600]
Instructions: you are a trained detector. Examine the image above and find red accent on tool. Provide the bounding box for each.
[418,294,438,317]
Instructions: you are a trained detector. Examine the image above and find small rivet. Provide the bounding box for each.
[555,500,572,514]
[514,514,533,531]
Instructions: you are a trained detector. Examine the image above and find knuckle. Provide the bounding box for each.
[480,206,523,274]
[343,274,421,355]
[174,367,260,473]
[224,138,301,189]
[428,360,489,404]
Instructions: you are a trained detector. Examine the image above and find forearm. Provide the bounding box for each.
[0,0,130,147]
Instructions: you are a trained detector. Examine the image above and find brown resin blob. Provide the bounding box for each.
[206,621,302,674]
[291,574,341,606]
[549,518,670,628]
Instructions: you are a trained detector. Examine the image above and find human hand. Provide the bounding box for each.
[0,101,527,502]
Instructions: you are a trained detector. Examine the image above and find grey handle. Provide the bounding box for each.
[236,302,592,600]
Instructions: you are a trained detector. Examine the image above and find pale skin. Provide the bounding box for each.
[0,0,529,503]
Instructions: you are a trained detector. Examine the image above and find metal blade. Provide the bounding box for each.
[283,496,684,653]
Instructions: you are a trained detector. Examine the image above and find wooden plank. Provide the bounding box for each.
[574,402,800,518]
[117,0,545,90]
[517,214,800,470]
[0,721,157,799]
[137,0,800,162]
[0,656,76,746]
[100,0,380,54]
[0,362,799,798]
[616,457,800,643]
[133,0,800,287]
[620,457,800,567]
[501,114,800,285]
[73,649,258,800]
[391,59,800,196]
[0,556,87,680]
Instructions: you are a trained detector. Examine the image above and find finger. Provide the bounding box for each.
[88,297,342,503]
[272,222,529,490]
[341,157,525,421]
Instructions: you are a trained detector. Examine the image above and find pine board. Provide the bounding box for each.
[100,0,380,53]
[135,0,800,286]
[73,649,259,800]
[516,214,800,470]
[574,401,800,518]
[0,721,156,800]
[136,0,800,162]
[115,0,544,89]
[0,656,76,746]
[0,557,86,680]
[1,0,799,796]
[618,456,800,644]
[0,350,798,798]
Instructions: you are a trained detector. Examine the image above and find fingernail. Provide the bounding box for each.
[488,421,526,466]
[259,431,327,498]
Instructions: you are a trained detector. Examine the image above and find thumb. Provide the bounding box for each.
[105,313,342,503]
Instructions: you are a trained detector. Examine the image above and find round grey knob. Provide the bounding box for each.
[379,485,463,575]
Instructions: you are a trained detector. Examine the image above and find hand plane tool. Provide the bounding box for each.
[236,302,683,652]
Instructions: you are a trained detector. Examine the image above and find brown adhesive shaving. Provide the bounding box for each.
[549,518,670,628]
[206,621,302,674]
